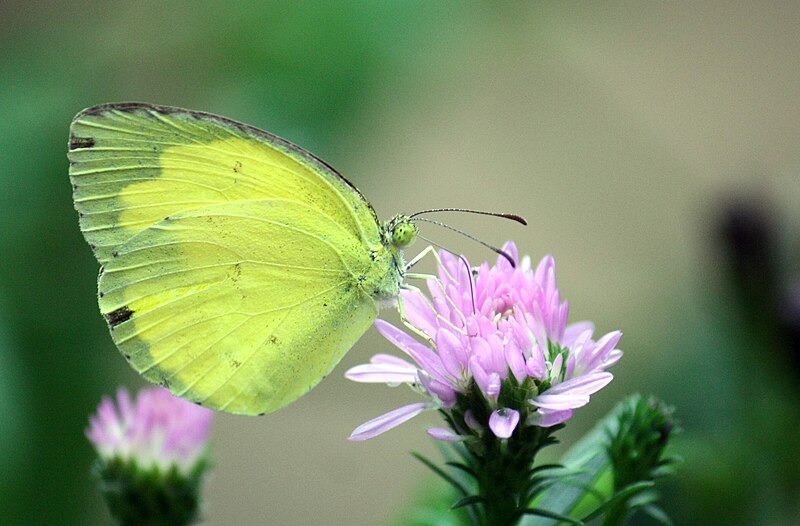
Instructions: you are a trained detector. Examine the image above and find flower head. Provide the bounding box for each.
[347,242,622,441]
[607,394,677,490]
[87,386,213,473]
[87,387,214,526]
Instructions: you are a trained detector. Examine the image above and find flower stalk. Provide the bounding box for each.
[468,421,562,525]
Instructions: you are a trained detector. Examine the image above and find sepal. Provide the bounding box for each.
[93,454,210,526]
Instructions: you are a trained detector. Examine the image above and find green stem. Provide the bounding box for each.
[469,425,556,526]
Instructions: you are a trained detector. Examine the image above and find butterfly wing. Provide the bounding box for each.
[69,104,395,415]
[69,103,377,264]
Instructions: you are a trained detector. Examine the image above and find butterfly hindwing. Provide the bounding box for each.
[99,200,378,414]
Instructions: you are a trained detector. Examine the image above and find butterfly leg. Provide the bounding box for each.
[404,244,437,272]
[404,243,466,284]
[405,244,477,316]
[393,283,436,343]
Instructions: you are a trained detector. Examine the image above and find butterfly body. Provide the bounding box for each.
[69,103,415,415]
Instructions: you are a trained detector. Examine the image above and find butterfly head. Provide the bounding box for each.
[384,214,418,250]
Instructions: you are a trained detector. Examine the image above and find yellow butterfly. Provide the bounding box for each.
[68,103,419,415]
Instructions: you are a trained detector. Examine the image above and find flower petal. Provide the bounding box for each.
[504,337,527,384]
[527,408,573,427]
[371,353,416,367]
[603,349,624,368]
[486,333,507,374]
[582,331,623,372]
[348,402,430,441]
[86,386,212,472]
[427,427,465,442]
[374,319,448,382]
[470,356,501,400]
[489,408,520,438]
[464,410,481,432]
[419,374,458,406]
[548,371,614,396]
[563,321,595,347]
[532,372,613,410]
[344,362,418,384]
[436,328,467,379]
[499,241,519,268]
[400,289,439,338]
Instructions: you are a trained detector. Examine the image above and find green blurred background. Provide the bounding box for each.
[3,1,800,524]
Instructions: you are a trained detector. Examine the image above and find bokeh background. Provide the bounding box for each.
[3,2,800,524]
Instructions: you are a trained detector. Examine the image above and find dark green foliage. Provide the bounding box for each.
[600,395,679,525]
[411,377,577,526]
[519,395,678,526]
[606,396,677,490]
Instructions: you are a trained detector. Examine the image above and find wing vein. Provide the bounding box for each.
[197,280,354,407]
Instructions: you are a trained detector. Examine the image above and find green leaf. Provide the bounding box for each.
[641,505,674,526]
[580,481,654,522]
[450,494,486,510]
[412,452,470,497]
[386,476,474,526]
[522,507,585,525]
[525,451,611,524]
[525,476,566,502]
[445,461,478,479]
[528,463,566,476]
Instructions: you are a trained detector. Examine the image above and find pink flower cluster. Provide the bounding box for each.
[347,243,622,441]
[86,386,214,472]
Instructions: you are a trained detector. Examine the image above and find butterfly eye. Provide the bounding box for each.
[391,221,418,248]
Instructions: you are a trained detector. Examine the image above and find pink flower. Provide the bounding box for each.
[86,386,214,473]
[346,242,622,441]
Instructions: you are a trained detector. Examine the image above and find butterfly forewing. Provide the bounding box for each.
[69,103,377,263]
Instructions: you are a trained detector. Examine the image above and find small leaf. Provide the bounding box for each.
[411,452,469,497]
[525,477,563,502]
[522,507,584,525]
[528,463,566,476]
[642,504,674,526]
[544,477,606,502]
[580,481,655,522]
[445,461,478,479]
[529,455,610,521]
[450,494,486,510]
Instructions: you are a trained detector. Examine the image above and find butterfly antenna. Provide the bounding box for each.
[411,217,517,268]
[417,233,477,314]
[409,208,528,226]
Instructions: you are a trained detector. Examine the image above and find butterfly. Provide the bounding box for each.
[68,103,419,415]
